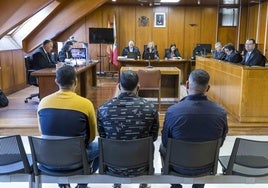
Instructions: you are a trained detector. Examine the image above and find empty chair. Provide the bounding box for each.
[24,56,39,103]
[28,136,92,188]
[98,137,154,177]
[0,135,33,188]
[137,69,161,111]
[162,138,222,176]
[219,137,268,176]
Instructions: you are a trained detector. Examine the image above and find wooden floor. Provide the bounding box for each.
[1,75,268,136]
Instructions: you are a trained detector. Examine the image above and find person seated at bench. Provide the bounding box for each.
[223,43,242,63]
[38,65,99,188]
[97,70,159,188]
[142,41,159,60]
[121,40,141,58]
[211,42,226,60]
[164,43,181,60]
[160,69,228,188]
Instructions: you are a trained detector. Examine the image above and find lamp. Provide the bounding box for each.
[160,0,180,2]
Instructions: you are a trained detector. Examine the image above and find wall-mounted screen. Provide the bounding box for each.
[89,28,114,44]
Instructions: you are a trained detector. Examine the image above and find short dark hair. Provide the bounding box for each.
[56,65,76,88]
[120,70,139,91]
[224,43,235,51]
[189,69,210,91]
[43,39,52,46]
[247,38,256,44]
[61,41,73,52]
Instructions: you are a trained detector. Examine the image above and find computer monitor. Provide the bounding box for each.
[196,43,212,54]
[191,43,212,60]
[143,52,155,60]
[127,52,137,59]
[70,48,87,59]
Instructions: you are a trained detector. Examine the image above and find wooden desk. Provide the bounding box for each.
[196,56,268,122]
[32,61,98,100]
[118,59,193,84]
[120,66,180,99]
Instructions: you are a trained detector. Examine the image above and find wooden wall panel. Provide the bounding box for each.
[257,3,267,54]
[135,7,153,53]
[184,7,201,58]
[265,2,268,58]
[218,27,237,47]
[0,51,14,92]
[119,6,136,55]
[200,7,217,45]
[167,7,185,58]
[247,5,259,39]
[0,50,26,94]
[239,7,248,46]
[12,50,25,88]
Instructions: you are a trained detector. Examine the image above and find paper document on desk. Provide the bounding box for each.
[65,59,86,66]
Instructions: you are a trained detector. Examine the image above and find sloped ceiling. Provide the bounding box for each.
[22,0,108,52]
[0,0,54,39]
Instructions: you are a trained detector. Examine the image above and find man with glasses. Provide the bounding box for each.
[242,38,266,67]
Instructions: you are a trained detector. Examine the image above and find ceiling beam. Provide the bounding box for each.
[23,0,109,52]
[0,0,54,39]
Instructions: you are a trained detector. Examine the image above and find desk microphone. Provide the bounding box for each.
[146,53,153,68]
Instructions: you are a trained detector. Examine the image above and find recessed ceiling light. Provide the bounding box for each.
[160,0,180,3]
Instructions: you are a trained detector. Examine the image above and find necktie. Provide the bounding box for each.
[46,53,51,63]
[245,52,250,62]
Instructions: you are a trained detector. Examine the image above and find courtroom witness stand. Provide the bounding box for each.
[241,38,266,67]
[121,40,141,58]
[97,70,159,188]
[160,69,228,188]
[37,65,99,188]
[58,41,74,62]
[142,41,159,60]
[164,43,182,60]
[31,39,57,70]
[223,43,242,63]
[211,42,226,60]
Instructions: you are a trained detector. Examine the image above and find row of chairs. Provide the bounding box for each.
[1,135,268,188]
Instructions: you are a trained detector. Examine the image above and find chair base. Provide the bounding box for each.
[25,93,39,103]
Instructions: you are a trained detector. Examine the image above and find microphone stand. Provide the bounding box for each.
[146,53,153,68]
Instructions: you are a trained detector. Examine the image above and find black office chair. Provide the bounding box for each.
[144,44,157,51]
[28,136,93,188]
[161,138,222,177]
[0,135,33,187]
[219,137,268,176]
[99,137,154,177]
[24,56,39,103]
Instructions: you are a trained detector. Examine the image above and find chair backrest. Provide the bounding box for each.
[137,69,161,90]
[98,137,154,176]
[162,138,222,176]
[28,136,91,176]
[223,138,268,176]
[24,56,38,86]
[0,135,32,174]
[144,45,157,51]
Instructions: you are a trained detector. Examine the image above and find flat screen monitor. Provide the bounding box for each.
[143,52,155,60]
[195,43,212,54]
[89,28,114,44]
[127,52,137,59]
[70,48,87,59]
